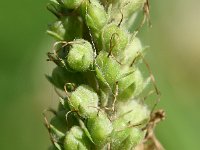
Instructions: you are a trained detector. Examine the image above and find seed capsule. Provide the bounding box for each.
[95,51,121,89]
[66,39,93,72]
[111,128,145,150]
[108,0,145,28]
[100,24,128,57]
[87,111,113,146]
[118,67,145,101]
[111,100,150,149]
[64,126,92,150]
[85,0,108,32]
[69,85,99,118]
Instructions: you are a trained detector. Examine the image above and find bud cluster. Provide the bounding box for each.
[44,0,163,150]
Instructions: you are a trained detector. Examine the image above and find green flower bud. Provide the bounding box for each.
[108,0,145,28]
[87,111,113,146]
[46,66,85,90]
[95,51,121,88]
[116,100,149,126]
[85,0,108,32]
[69,85,99,118]
[62,16,83,41]
[111,100,149,149]
[118,67,145,101]
[111,127,145,150]
[119,37,142,66]
[64,126,92,150]
[118,128,145,150]
[63,0,83,9]
[122,0,146,17]
[100,24,128,57]
[66,39,93,72]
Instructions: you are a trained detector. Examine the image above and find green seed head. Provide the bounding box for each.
[119,37,143,65]
[95,51,120,88]
[100,24,128,57]
[64,126,91,150]
[111,100,150,149]
[87,111,113,146]
[69,85,99,118]
[118,67,145,101]
[66,39,93,72]
[108,0,146,28]
[85,0,108,32]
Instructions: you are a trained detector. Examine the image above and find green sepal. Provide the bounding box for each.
[69,85,99,118]
[87,111,113,146]
[95,51,121,89]
[85,0,108,32]
[119,37,143,66]
[117,67,145,101]
[64,126,92,150]
[100,24,128,57]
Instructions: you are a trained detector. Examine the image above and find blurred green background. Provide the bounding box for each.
[0,0,199,149]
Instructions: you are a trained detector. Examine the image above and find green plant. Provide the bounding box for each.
[44,0,165,149]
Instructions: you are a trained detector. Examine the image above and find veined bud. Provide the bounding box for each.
[62,0,83,9]
[100,24,128,57]
[85,0,108,32]
[95,51,121,89]
[66,39,93,72]
[69,85,99,118]
[64,126,92,150]
[87,111,113,146]
[46,66,85,90]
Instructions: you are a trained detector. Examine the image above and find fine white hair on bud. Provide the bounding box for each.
[45,0,164,149]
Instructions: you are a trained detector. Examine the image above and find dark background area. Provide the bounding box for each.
[0,0,200,149]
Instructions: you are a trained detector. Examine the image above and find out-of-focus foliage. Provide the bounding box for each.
[0,0,200,150]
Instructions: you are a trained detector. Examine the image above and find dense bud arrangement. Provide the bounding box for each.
[44,0,164,150]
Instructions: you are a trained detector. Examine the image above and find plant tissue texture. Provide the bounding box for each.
[44,0,165,150]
